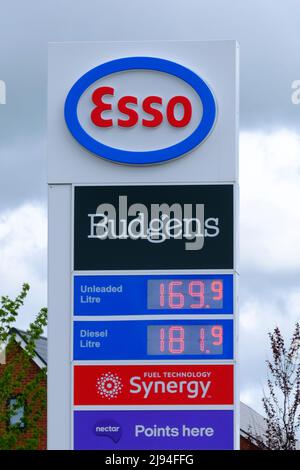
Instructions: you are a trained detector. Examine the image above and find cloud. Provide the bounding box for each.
[239,129,300,412]
[239,288,300,415]
[0,202,47,331]
[240,129,300,271]
[1,1,300,138]
[1,0,300,211]
[0,137,46,212]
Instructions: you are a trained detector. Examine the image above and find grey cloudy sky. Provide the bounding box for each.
[1,0,300,414]
[1,0,300,210]
[0,0,300,209]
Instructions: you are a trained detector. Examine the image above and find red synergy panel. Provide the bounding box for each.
[74,364,234,406]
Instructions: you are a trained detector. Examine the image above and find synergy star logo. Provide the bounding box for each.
[96,372,123,399]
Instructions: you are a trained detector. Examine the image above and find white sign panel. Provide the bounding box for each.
[48,40,238,183]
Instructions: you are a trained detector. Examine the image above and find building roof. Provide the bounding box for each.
[240,401,267,446]
[11,328,47,368]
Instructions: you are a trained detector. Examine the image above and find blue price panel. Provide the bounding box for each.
[74,274,233,316]
[73,319,234,361]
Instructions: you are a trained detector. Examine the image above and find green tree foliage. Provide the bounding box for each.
[0,283,47,450]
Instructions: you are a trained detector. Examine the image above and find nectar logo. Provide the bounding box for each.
[96,372,123,399]
[94,419,122,443]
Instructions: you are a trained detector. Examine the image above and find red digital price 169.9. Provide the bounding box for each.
[147,279,223,310]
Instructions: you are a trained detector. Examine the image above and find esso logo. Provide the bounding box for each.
[90,87,192,129]
[64,57,216,165]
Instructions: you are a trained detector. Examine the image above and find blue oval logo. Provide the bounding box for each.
[64,57,216,165]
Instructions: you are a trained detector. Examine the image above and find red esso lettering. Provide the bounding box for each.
[90,86,192,128]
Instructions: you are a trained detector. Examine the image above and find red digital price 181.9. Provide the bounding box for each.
[147,324,223,356]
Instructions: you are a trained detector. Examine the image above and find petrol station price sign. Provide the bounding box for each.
[48,41,239,450]
[73,319,234,361]
[73,274,234,315]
